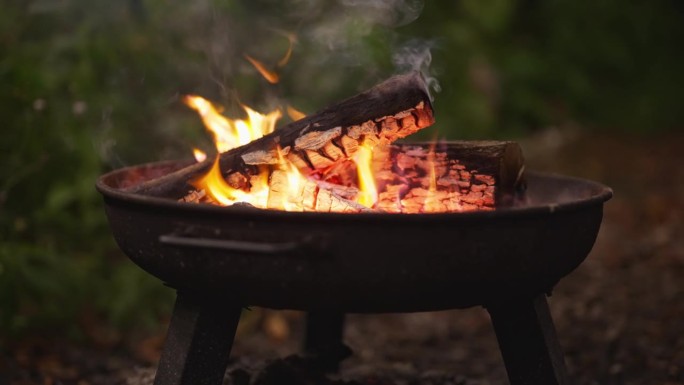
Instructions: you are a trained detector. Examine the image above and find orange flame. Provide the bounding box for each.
[423,147,441,213]
[276,146,308,211]
[191,157,251,205]
[183,83,383,211]
[193,148,207,162]
[245,55,280,84]
[277,32,296,67]
[354,143,378,208]
[287,105,306,121]
[185,96,311,209]
[185,96,284,208]
[184,95,281,153]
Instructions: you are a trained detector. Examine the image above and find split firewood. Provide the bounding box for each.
[268,170,374,213]
[371,141,525,212]
[180,172,374,213]
[180,141,524,213]
[127,71,434,199]
[316,141,525,213]
[178,188,209,204]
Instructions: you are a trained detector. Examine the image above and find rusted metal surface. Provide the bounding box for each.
[97,162,611,312]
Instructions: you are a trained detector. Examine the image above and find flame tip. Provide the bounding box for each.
[245,55,280,84]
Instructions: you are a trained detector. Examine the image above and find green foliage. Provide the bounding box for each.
[0,1,183,339]
[402,0,684,137]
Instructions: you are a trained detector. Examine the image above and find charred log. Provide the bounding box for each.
[320,141,525,212]
[381,141,524,210]
[126,72,434,199]
[181,173,374,213]
[181,141,525,213]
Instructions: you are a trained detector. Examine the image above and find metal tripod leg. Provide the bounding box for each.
[304,311,347,372]
[153,291,242,385]
[487,294,569,385]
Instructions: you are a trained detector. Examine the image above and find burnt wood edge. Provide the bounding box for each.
[125,71,433,199]
[120,140,525,209]
[396,141,525,206]
[447,141,526,206]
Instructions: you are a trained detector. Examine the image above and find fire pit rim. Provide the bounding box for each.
[96,160,613,221]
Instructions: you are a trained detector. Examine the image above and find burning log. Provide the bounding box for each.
[320,141,525,213]
[378,141,525,212]
[181,171,373,213]
[126,71,434,199]
[180,141,524,213]
[266,170,370,212]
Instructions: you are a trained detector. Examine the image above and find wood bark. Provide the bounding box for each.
[319,141,525,212]
[126,71,434,199]
[181,141,525,213]
[381,141,525,210]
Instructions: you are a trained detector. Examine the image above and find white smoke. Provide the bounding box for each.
[393,39,441,99]
[340,0,424,27]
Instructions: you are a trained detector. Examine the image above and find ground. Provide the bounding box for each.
[3,130,683,385]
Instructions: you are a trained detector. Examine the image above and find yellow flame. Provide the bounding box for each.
[185,96,284,208]
[423,147,441,213]
[193,148,207,162]
[184,95,281,154]
[245,55,280,84]
[191,157,250,205]
[250,165,272,206]
[274,147,308,211]
[277,32,296,67]
[354,143,378,208]
[283,158,302,198]
[243,104,281,140]
[287,105,306,121]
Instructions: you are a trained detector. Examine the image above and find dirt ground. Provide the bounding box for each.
[3,130,683,385]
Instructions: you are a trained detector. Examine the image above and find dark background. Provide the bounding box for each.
[1,1,682,384]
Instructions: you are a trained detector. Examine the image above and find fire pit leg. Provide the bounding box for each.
[304,312,347,372]
[153,291,242,385]
[486,294,569,385]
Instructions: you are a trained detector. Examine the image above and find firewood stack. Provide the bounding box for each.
[133,72,526,213]
[180,170,372,213]
[372,145,496,212]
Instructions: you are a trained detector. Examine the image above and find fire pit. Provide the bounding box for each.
[96,73,612,385]
[97,156,611,385]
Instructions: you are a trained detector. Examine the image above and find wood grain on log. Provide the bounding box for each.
[369,141,525,212]
[266,170,372,213]
[179,141,525,213]
[126,71,433,199]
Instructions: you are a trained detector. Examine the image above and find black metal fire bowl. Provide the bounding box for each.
[96,155,612,385]
[96,160,612,313]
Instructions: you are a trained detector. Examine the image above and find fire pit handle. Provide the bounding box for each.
[159,234,325,257]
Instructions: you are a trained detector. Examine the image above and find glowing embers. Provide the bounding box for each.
[180,94,497,212]
[181,97,374,212]
[354,143,378,208]
[176,72,503,213]
[371,145,497,213]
